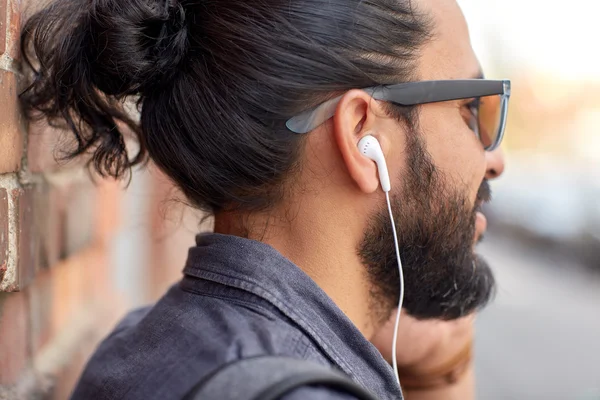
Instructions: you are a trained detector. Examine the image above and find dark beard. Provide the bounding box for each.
[358,128,495,323]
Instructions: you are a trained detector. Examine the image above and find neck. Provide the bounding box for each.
[214,201,378,339]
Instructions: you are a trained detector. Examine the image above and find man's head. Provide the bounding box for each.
[356,0,502,321]
[289,0,504,322]
[23,0,505,327]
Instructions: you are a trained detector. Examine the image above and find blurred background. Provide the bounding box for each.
[0,0,598,399]
[458,0,600,398]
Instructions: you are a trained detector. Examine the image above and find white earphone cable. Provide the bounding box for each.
[385,191,404,391]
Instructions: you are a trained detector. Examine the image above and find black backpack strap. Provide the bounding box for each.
[183,355,379,400]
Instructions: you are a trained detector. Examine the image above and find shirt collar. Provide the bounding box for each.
[183,233,401,399]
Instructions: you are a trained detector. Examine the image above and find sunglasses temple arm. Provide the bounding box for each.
[285,96,342,134]
[286,88,380,134]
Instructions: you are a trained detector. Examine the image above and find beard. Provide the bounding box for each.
[358,127,496,323]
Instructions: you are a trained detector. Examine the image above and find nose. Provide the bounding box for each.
[485,147,505,180]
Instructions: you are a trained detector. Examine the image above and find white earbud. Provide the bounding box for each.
[358,135,391,192]
[358,134,404,393]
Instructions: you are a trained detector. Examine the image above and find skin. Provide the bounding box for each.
[215,0,506,396]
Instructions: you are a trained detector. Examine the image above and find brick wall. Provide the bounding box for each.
[0,0,198,398]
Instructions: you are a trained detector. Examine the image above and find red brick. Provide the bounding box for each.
[35,181,63,269]
[30,245,108,359]
[0,0,6,56]
[0,0,21,60]
[64,181,95,256]
[28,269,53,355]
[83,245,110,302]
[13,186,39,290]
[95,179,122,243]
[34,179,97,270]
[0,291,30,385]
[6,0,21,61]
[50,257,75,335]
[1,186,40,292]
[0,70,23,173]
[50,247,100,334]
[0,189,7,283]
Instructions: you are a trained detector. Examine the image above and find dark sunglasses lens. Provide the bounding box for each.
[478,94,502,150]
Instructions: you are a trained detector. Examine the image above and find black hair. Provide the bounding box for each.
[20,0,432,214]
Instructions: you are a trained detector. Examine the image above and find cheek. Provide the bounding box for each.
[419,105,486,201]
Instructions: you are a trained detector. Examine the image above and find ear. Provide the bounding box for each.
[332,90,383,194]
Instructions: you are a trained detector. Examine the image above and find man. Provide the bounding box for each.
[21,0,508,397]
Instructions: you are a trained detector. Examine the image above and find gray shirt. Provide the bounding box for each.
[71,233,402,399]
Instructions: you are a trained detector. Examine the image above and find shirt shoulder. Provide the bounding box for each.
[71,283,326,399]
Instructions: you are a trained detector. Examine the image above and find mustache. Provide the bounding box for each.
[476,179,492,207]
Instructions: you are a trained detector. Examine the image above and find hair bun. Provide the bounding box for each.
[89,0,189,96]
[148,1,189,90]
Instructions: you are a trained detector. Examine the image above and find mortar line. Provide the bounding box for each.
[0,174,20,291]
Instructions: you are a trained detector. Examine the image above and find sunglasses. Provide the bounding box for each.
[286,79,511,151]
